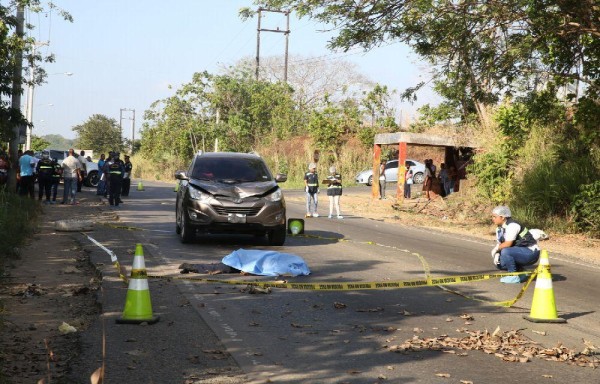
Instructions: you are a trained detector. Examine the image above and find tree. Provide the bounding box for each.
[29,134,49,151]
[252,1,599,124]
[72,114,124,154]
[0,1,72,142]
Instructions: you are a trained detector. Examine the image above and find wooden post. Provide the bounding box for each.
[372,144,381,199]
[397,142,407,200]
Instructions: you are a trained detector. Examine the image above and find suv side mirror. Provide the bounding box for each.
[174,170,189,180]
[275,173,287,183]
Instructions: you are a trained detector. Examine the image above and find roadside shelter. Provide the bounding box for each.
[371,132,479,200]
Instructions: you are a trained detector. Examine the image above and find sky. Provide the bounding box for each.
[27,0,438,141]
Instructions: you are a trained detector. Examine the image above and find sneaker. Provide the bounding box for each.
[337,215,344,219]
[328,215,333,219]
[500,276,521,284]
[313,213,319,218]
[305,213,312,218]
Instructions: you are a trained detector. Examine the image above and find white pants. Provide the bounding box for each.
[328,195,341,216]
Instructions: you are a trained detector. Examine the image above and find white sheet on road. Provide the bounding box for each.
[222,249,311,277]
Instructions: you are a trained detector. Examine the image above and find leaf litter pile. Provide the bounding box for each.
[387,326,598,368]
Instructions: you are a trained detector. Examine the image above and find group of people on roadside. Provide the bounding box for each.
[0,147,132,208]
[96,151,133,207]
[304,162,343,219]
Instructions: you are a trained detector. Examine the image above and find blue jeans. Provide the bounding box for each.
[62,177,77,203]
[496,247,540,272]
[306,192,318,215]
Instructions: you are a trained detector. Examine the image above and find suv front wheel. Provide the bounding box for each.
[179,211,195,243]
[267,225,286,246]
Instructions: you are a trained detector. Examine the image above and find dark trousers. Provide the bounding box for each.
[77,172,85,192]
[19,175,35,198]
[51,179,60,201]
[38,175,52,200]
[109,177,122,206]
[121,178,131,196]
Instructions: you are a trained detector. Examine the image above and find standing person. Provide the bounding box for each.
[304,162,319,217]
[96,153,106,196]
[490,206,540,283]
[448,165,458,193]
[76,150,87,192]
[15,149,23,192]
[18,150,35,198]
[0,151,9,189]
[439,163,450,197]
[102,152,114,198]
[121,155,132,197]
[378,159,386,199]
[50,158,62,204]
[36,150,54,203]
[423,159,434,200]
[326,166,343,219]
[61,149,82,205]
[404,163,413,199]
[108,152,125,207]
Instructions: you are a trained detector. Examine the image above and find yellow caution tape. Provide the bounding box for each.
[99,227,534,307]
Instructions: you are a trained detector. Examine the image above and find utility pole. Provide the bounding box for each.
[255,8,290,82]
[119,108,135,154]
[8,4,25,191]
[24,41,49,150]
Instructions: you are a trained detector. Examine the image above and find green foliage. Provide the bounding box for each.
[41,133,74,150]
[409,102,460,132]
[468,147,513,203]
[72,114,124,154]
[570,181,600,237]
[0,2,72,143]
[0,189,39,259]
[29,135,49,151]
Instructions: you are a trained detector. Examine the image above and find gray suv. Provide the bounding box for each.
[175,151,287,245]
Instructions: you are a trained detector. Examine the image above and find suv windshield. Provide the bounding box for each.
[191,156,272,183]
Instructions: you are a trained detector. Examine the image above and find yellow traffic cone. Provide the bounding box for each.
[523,250,566,323]
[287,218,304,235]
[137,181,145,191]
[116,244,159,324]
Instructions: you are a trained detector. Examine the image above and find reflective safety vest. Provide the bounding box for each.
[37,159,54,176]
[108,162,123,178]
[305,172,319,193]
[496,218,537,247]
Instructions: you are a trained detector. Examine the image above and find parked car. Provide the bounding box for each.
[34,150,100,187]
[355,159,426,186]
[175,151,288,245]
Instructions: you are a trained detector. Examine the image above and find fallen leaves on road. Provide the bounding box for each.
[388,328,599,368]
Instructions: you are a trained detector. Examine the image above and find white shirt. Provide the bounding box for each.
[501,221,539,251]
[62,155,82,178]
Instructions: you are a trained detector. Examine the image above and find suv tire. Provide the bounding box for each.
[267,225,286,246]
[179,212,195,243]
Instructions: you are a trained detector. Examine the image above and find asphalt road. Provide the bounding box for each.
[97,180,600,383]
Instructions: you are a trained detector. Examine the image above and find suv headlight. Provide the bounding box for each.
[265,188,282,202]
[188,185,210,201]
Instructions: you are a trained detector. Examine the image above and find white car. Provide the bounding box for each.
[355,159,426,186]
[35,150,100,187]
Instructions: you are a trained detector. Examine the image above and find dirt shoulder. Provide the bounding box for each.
[1,186,598,383]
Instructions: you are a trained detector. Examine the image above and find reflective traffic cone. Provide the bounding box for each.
[116,244,159,324]
[137,181,145,191]
[287,218,304,235]
[523,250,566,323]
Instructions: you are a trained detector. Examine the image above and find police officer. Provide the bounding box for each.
[304,162,319,217]
[121,155,133,196]
[50,157,62,204]
[108,152,125,207]
[490,205,540,283]
[326,166,343,219]
[36,150,54,203]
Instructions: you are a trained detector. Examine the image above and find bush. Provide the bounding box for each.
[570,181,600,237]
[0,189,39,261]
